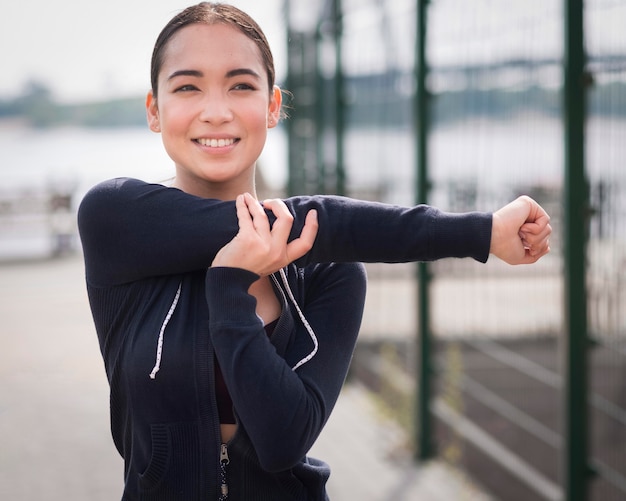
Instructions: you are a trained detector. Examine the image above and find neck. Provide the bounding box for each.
[172,173,257,201]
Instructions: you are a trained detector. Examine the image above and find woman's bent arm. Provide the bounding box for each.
[207,263,367,472]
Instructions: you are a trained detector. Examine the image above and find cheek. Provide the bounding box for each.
[160,105,188,133]
[248,113,269,146]
[246,109,269,131]
[158,94,194,123]
[157,105,192,161]
[242,97,272,127]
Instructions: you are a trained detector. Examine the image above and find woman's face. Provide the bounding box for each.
[146,23,281,198]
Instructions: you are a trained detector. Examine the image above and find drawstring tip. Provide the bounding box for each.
[148,282,182,382]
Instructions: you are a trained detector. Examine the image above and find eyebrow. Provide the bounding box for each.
[226,68,261,80]
[167,69,203,81]
[167,68,262,81]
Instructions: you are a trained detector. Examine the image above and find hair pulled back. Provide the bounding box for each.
[150,2,276,97]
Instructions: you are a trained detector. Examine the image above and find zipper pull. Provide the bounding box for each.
[219,443,230,500]
[220,443,230,465]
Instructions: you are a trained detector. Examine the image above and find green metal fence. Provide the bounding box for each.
[284,1,626,500]
[585,1,626,499]
[423,2,564,500]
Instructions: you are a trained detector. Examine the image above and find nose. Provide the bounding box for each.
[198,92,234,124]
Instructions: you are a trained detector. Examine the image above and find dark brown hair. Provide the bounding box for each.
[150,2,276,98]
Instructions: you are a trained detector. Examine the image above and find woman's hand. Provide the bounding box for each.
[212,193,319,275]
[490,195,552,265]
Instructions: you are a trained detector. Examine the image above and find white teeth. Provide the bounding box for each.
[197,138,235,147]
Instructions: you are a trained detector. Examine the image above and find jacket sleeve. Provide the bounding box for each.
[77,178,239,286]
[284,195,492,266]
[78,177,492,286]
[206,263,367,472]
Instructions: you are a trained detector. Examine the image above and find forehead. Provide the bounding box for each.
[161,23,265,76]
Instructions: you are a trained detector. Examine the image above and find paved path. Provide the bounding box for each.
[0,254,492,500]
[0,255,123,500]
[310,384,493,501]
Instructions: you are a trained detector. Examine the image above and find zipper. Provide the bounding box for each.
[218,443,230,500]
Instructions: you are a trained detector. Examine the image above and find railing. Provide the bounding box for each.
[0,185,77,260]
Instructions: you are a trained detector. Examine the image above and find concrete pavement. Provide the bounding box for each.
[0,253,492,500]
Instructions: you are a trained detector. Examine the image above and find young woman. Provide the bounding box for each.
[77,3,551,500]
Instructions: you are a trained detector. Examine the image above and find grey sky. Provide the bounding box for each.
[1,0,285,103]
[3,1,623,103]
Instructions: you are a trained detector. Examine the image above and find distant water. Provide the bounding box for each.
[0,124,288,201]
[2,116,624,201]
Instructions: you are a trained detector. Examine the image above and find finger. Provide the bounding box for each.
[526,244,551,262]
[244,193,270,234]
[234,194,254,232]
[515,235,549,263]
[523,213,551,235]
[523,201,551,255]
[519,196,548,223]
[262,198,294,242]
[286,209,319,262]
[521,218,551,233]
[519,230,551,257]
[520,221,552,248]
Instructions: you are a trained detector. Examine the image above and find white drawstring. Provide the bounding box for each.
[149,282,182,380]
[272,268,319,371]
[149,270,316,379]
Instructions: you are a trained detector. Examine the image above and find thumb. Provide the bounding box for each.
[286,209,318,262]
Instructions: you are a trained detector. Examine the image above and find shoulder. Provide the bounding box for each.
[79,178,145,216]
[80,177,160,205]
[78,178,183,227]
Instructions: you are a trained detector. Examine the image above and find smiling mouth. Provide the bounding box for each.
[195,138,238,148]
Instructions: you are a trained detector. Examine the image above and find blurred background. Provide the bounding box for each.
[1,1,625,500]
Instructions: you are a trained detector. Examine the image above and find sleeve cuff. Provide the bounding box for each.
[205,267,261,323]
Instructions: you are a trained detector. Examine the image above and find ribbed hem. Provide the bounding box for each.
[430,211,493,263]
[205,267,260,323]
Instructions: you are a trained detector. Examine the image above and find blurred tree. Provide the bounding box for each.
[14,80,58,127]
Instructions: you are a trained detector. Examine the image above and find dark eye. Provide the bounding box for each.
[232,83,255,91]
[175,84,199,93]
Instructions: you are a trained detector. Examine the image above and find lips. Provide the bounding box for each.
[195,137,238,147]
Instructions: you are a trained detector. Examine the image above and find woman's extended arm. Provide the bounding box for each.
[78,178,549,286]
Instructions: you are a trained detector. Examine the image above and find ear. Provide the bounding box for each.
[267,85,282,129]
[146,91,161,133]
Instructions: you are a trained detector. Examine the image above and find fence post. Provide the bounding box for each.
[332,0,346,196]
[563,0,590,499]
[414,0,433,461]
